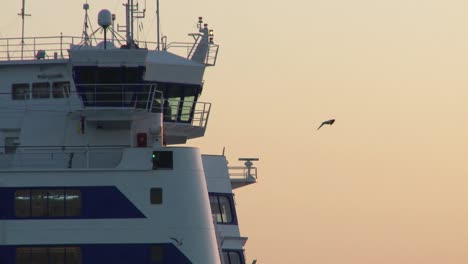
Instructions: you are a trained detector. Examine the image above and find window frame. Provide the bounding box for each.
[14,188,82,218]
[222,249,246,264]
[32,82,51,99]
[12,83,30,100]
[208,193,237,225]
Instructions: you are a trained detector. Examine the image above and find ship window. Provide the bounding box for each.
[151,245,164,262]
[16,247,82,264]
[31,247,48,264]
[150,188,163,204]
[180,96,195,122]
[152,151,173,169]
[32,82,50,99]
[15,190,31,217]
[65,189,82,217]
[48,189,65,216]
[53,81,71,98]
[4,136,19,154]
[14,188,82,218]
[12,83,30,100]
[31,189,48,217]
[222,251,244,264]
[209,194,235,224]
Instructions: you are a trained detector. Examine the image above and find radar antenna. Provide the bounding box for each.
[238,158,259,179]
[18,0,31,60]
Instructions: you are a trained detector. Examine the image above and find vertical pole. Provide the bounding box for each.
[125,1,131,46]
[156,0,160,51]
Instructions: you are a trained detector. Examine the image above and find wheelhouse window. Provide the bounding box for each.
[209,193,235,224]
[12,83,30,100]
[16,247,82,264]
[32,82,50,99]
[53,81,71,98]
[222,250,245,264]
[15,188,82,218]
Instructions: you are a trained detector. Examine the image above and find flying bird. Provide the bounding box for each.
[169,237,183,246]
[317,119,335,130]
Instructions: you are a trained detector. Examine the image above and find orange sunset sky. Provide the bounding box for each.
[1,0,468,263]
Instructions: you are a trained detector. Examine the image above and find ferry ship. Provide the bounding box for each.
[0,1,258,263]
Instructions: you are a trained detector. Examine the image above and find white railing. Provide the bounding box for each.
[75,83,161,112]
[0,145,128,169]
[228,166,258,181]
[160,99,211,128]
[0,35,218,65]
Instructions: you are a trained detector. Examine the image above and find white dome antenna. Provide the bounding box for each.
[98,9,112,49]
[98,9,112,28]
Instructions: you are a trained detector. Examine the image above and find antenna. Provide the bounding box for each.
[82,1,91,45]
[18,0,31,60]
[156,0,160,50]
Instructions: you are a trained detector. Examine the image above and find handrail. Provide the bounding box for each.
[75,83,161,112]
[0,145,130,169]
[228,166,258,180]
[0,35,217,63]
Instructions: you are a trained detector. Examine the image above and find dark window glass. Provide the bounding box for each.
[12,83,30,100]
[49,247,65,264]
[152,151,173,169]
[15,188,81,218]
[53,82,70,98]
[228,251,242,264]
[31,189,48,217]
[223,252,230,264]
[32,82,50,99]
[16,248,30,264]
[16,247,81,264]
[48,189,65,217]
[65,247,82,264]
[209,195,222,223]
[31,247,48,264]
[209,194,234,224]
[150,188,163,204]
[4,136,19,154]
[151,245,164,262]
[65,189,82,217]
[218,196,233,223]
[15,190,31,217]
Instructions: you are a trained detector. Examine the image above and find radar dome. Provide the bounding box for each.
[98,9,112,27]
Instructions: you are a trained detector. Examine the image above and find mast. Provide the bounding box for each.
[156,0,160,50]
[18,0,31,60]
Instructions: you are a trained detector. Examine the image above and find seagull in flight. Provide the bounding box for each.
[317,119,335,130]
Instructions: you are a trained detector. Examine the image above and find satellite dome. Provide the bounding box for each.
[98,9,112,27]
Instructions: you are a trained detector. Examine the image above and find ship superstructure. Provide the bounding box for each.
[0,1,258,264]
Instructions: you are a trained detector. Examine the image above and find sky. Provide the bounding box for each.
[2,0,468,263]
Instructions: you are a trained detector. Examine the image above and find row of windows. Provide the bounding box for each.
[12,82,70,100]
[15,189,81,218]
[13,187,163,218]
[15,246,164,264]
[16,247,81,264]
[209,194,235,224]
